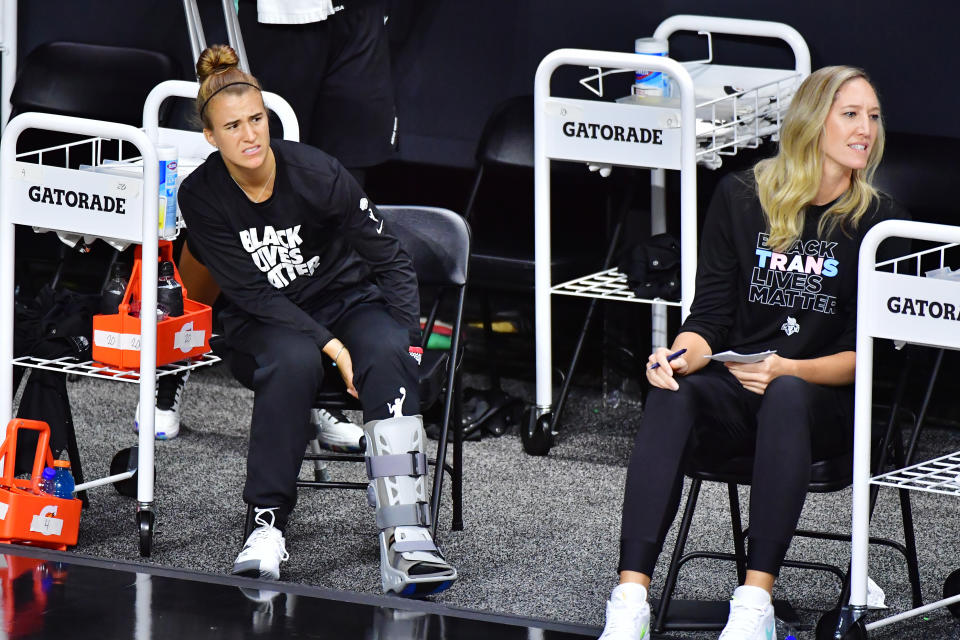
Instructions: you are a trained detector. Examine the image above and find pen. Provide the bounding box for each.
[648,348,687,370]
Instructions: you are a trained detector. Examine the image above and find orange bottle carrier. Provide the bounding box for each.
[0,419,82,550]
[91,240,212,370]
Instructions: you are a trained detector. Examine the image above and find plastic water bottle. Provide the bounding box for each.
[157,145,179,239]
[157,261,184,318]
[100,262,130,315]
[40,467,56,495]
[50,460,76,500]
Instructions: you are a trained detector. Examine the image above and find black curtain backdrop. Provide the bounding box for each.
[13,0,960,168]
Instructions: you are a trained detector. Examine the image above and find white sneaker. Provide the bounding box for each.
[599,583,650,640]
[232,507,290,580]
[311,408,364,452]
[135,370,189,439]
[718,585,776,640]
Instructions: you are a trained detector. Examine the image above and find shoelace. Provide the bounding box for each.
[250,507,290,561]
[719,600,768,639]
[156,371,188,411]
[317,408,347,426]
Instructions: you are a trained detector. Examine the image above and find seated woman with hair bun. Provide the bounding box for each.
[178,44,457,597]
[598,66,909,640]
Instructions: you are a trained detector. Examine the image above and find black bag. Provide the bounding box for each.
[619,233,681,301]
[13,285,97,474]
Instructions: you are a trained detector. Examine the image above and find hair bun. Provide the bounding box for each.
[196,44,240,83]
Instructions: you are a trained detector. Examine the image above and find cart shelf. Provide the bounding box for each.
[551,267,682,306]
[12,352,220,384]
[870,451,960,498]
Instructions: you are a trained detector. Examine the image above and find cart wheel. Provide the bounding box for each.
[816,608,868,640]
[521,407,553,456]
[137,509,155,558]
[110,446,139,498]
[943,568,960,618]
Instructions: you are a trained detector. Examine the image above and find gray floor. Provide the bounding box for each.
[18,363,960,639]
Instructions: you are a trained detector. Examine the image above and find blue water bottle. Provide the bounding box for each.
[51,460,76,500]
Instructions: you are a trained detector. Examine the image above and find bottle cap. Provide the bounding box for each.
[53,460,71,468]
[159,261,176,278]
[42,467,56,479]
[156,145,178,162]
[634,37,668,54]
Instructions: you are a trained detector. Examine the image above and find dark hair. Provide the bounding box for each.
[195,44,263,127]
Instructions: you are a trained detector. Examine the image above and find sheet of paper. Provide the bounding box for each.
[705,350,776,363]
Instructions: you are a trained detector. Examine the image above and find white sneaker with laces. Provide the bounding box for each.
[311,407,364,452]
[598,582,650,640]
[232,507,290,580]
[135,370,189,440]
[718,585,776,640]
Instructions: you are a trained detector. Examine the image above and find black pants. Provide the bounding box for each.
[238,0,396,169]
[618,362,854,577]
[225,303,420,530]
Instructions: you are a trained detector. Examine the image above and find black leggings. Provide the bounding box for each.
[225,303,420,530]
[618,362,853,577]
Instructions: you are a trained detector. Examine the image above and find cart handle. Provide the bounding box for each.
[0,419,55,493]
[654,14,810,76]
[143,79,300,144]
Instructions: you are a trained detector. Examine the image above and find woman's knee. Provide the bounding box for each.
[352,327,410,377]
[258,336,324,383]
[762,375,812,410]
[644,377,705,414]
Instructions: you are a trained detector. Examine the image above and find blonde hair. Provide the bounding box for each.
[195,44,263,128]
[753,66,884,251]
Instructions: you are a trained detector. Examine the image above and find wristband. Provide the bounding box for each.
[334,344,346,366]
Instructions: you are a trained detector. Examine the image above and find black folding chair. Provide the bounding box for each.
[212,206,469,539]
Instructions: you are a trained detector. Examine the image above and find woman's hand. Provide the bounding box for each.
[323,338,358,398]
[335,347,358,398]
[646,347,689,391]
[724,354,786,395]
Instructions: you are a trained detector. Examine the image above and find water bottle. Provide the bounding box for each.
[40,467,56,495]
[50,460,76,500]
[157,261,184,318]
[157,145,179,239]
[100,262,130,315]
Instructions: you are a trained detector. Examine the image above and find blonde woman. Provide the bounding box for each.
[599,66,908,640]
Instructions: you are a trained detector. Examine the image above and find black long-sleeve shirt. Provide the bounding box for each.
[680,171,909,359]
[178,139,419,348]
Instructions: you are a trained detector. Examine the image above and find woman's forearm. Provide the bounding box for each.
[780,350,856,386]
[670,332,713,376]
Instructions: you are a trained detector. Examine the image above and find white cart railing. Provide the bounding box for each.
[821,220,960,637]
[0,79,300,555]
[525,15,809,454]
[0,113,164,550]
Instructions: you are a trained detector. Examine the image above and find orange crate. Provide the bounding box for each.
[92,241,211,370]
[0,419,82,550]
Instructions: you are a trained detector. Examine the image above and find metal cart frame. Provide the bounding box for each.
[525,15,810,453]
[825,219,960,637]
[0,74,298,555]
